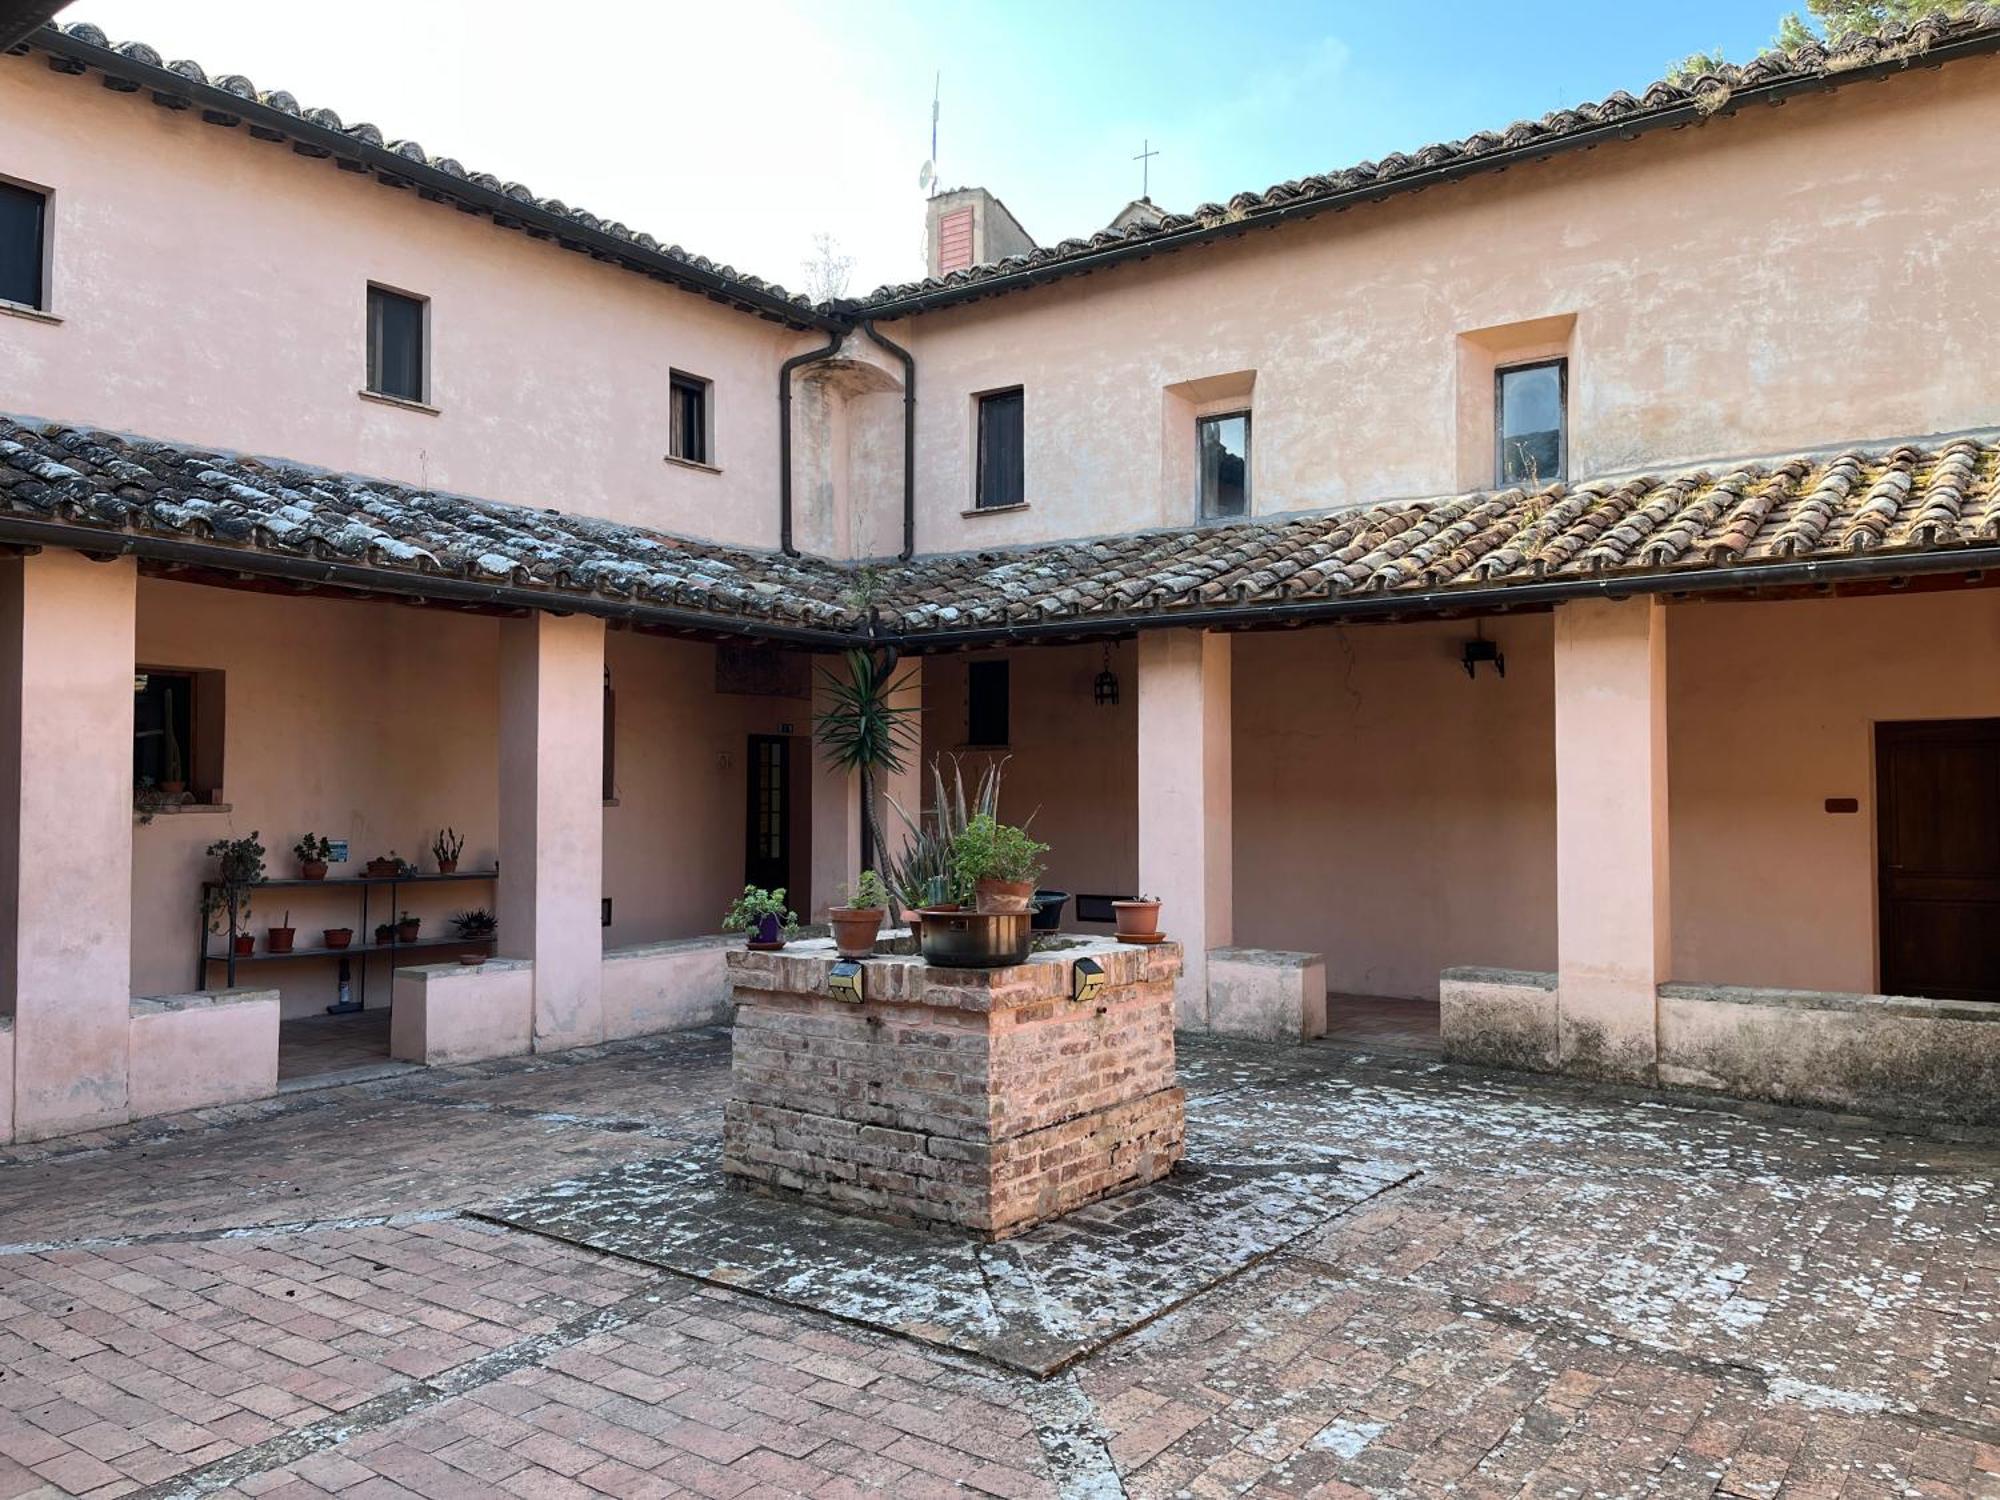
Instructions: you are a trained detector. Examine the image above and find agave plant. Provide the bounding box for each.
[812,647,920,917]
[885,753,1012,910]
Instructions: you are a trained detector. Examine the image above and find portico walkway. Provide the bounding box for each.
[0,1030,1992,1497]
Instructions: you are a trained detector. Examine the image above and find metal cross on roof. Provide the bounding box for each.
[1133,138,1159,199]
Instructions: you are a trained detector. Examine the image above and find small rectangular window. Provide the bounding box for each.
[1198,411,1251,518]
[670,371,711,465]
[1496,359,1565,487]
[967,660,1009,747]
[366,284,427,402]
[0,180,47,310]
[976,388,1024,509]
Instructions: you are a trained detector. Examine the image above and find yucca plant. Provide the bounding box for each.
[812,647,920,919]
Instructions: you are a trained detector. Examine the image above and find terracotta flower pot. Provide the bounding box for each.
[266,927,295,954]
[323,928,353,949]
[1112,899,1162,937]
[975,878,1036,914]
[396,918,421,943]
[365,859,401,879]
[437,859,458,875]
[374,925,397,947]
[231,933,255,957]
[301,860,328,881]
[829,906,886,959]
[158,780,186,796]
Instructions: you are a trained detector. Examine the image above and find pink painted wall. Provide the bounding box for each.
[130,578,501,1018]
[1667,588,2000,993]
[128,989,279,1118]
[1231,617,1559,1000]
[0,55,816,547]
[886,55,2000,554]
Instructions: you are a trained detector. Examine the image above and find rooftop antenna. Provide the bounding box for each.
[1133,137,1160,201]
[918,71,940,197]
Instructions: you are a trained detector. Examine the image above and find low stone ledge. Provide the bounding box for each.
[603,933,734,1038]
[1440,966,1560,1074]
[128,986,279,1119]
[0,1018,11,1145]
[1661,981,2000,1023]
[391,958,533,1066]
[1207,947,1327,1043]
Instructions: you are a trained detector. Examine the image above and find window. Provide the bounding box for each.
[133,667,224,798]
[967,660,1009,747]
[1198,411,1251,518]
[670,371,711,465]
[1496,359,1565,486]
[0,179,47,310]
[976,388,1024,509]
[366,284,427,402]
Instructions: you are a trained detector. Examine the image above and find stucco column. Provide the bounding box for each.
[1138,629,1232,1027]
[498,612,605,1051]
[1554,595,1669,1080]
[0,552,136,1140]
[808,654,921,919]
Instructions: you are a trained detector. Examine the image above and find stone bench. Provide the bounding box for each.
[391,958,533,1065]
[128,987,280,1119]
[602,933,735,1039]
[1439,966,1559,1071]
[1207,947,1326,1043]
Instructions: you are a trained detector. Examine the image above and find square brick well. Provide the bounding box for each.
[722,938,1186,1239]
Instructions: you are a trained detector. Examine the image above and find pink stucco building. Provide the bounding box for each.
[3,12,2000,1141]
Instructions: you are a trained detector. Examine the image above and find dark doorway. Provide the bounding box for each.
[745,734,791,894]
[1877,718,2000,1002]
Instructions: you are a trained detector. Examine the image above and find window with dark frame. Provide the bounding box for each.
[670,371,710,465]
[1198,411,1251,518]
[365,284,426,402]
[133,671,195,790]
[0,179,47,310]
[976,388,1024,509]
[966,660,1010,747]
[1496,359,1566,486]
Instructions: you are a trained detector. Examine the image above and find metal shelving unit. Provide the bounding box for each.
[197,868,498,1011]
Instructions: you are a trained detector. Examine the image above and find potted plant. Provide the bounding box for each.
[829,870,889,958]
[293,833,333,880]
[887,755,1008,935]
[396,911,421,943]
[267,910,295,954]
[814,647,919,927]
[373,921,397,947]
[451,908,497,940]
[365,852,404,879]
[723,886,797,951]
[952,813,1049,914]
[202,830,265,955]
[158,685,186,796]
[1113,895,1163,939]
[323,926,353,949]
[432,827,464,875]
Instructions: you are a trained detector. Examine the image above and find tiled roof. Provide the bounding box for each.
[0,417,861,640]
[3,417,1998,644]
[19,22,836,330]
[854,5,2000,313]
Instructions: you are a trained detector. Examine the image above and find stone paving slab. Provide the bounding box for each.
[482,1142,1416,1376]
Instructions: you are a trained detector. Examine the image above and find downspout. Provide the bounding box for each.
[860,320,917,561]
[779,328,846,557]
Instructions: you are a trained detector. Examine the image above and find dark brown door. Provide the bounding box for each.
[1878,719,2000,1002]
[745,735,790,894]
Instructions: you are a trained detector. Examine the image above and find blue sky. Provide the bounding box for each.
[59,1,1792,295]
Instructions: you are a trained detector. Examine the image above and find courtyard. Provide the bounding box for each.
[0,1030,1993,1499]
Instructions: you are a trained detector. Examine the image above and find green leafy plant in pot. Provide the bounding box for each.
[202,831,266,956]
[951,813,1048,914]
[293,832,333,880]
[829,870,889,958]
[723,886,798,950]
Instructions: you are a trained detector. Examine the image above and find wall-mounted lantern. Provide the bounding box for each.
[1461,629,1505,680]
[1093,645,1121,706]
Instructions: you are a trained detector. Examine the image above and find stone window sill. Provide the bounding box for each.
[663,454,722,475]
[358,389,441,416]
[0,300,60,325]
[963,502,1030,518]
[135,801,233,820]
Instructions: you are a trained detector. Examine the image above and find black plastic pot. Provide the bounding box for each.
[1030,889,1069,931]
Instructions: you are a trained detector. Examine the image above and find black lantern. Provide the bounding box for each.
[1093,645,1121,706]
[1461,631,1505,680]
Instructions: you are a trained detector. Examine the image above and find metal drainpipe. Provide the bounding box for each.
[779,328,847,557]
[860,321,917,561]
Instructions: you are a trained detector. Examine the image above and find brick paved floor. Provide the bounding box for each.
[0,1027,1994,1498]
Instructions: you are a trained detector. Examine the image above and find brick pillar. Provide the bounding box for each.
[498,612,605,1051]
[0,552,136,1140]
[1138,629,1232,1027]
[1554,596,1669,1080]
[809,654,920,920]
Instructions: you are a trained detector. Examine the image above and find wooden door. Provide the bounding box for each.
[745,735,791,894]
[1877,719,2000,1002]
